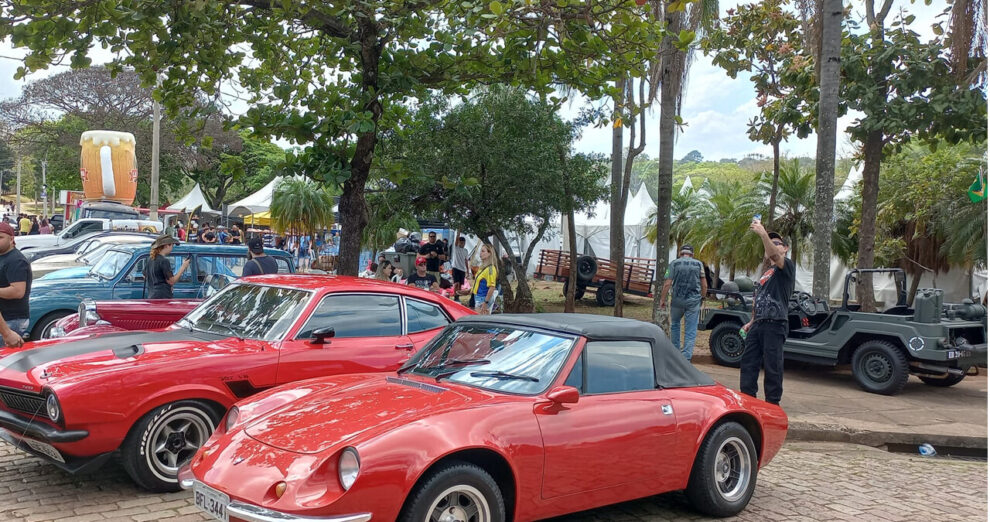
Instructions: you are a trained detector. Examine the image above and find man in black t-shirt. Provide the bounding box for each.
[0,222,30,345]
[740,225,795,406]
[406,258,438,292]
[418,231,446,281]
[242,238,280,276]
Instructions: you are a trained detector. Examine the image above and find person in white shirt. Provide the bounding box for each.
[450,236,469,298]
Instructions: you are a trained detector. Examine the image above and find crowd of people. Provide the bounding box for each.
[360,232,500,314]
[1,213,54,236]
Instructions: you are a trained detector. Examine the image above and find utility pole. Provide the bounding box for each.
[41,154,47,219]
[150,74,162,222]
[15,157,21,218]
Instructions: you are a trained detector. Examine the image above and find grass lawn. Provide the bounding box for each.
[527,280,713,356]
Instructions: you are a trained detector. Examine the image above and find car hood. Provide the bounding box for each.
[0,329,229,389]
[38,266,93,281]
[245,374,497,454]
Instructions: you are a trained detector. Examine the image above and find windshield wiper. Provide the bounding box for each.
[431,359,493,381]
[468,371,539,382]
[209,322,243,340]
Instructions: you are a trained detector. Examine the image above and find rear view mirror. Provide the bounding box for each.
[546,386,580,404]
[310,327,335,345]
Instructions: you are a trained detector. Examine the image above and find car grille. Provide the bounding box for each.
[0,388,45,416]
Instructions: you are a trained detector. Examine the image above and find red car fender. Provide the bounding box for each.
[317,401,544,521]
[69,324,130,337]
[125,383,236,425]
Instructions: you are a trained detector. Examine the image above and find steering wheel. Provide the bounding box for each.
[795,291,817,316]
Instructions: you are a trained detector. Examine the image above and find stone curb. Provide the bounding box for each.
[786,420,989,450]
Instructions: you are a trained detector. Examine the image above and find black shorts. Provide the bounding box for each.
[453,268,466,285]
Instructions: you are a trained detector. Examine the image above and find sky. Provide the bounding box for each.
[0,0,950,163]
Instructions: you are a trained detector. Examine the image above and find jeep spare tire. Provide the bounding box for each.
[733,277,755,293]
[709,321,745,367]
[576,256,598,283]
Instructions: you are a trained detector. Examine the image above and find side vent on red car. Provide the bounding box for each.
[224,380,275,399]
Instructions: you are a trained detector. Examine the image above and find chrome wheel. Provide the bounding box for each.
[713,436,751,502]
[145,407,212,481]
[426,484,491,522]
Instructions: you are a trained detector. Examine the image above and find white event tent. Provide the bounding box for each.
[167,183,217,214]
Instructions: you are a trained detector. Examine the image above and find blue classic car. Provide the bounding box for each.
[27,244,295,339]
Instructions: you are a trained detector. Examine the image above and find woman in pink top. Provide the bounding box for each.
[38,218,53,234]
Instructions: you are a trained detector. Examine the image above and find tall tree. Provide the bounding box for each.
[385,88,606,312]
[269,178,336,239]
[703,0,809,229]
[648,0,719,325]
[610,77,647,317]
[0,1,663,276]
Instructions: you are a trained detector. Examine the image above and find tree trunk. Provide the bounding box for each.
[652,67,676,325]
[907,270,922,307]
[767,136,781,229]
[855,130,884,312]
[565,207,578,312]
[337,21,381,276]
[610,79,625,317]
[493,230,535,313]
[811,0,842,300]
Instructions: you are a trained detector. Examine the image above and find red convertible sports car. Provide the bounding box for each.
[0,275,472,492]
[183,314,788,522]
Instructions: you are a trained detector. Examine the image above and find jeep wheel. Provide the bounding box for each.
[709,322,745,368]
[918,371,967,387]
[852,340,909,395]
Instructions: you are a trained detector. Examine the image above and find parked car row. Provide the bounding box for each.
[0,271,787,521]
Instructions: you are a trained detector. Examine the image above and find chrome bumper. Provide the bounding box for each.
[179,465,371,522]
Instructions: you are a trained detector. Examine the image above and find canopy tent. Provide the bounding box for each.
[574,185,657,261]
[167,183,216,213]
[226,176,285,218]
[244,211,271,227]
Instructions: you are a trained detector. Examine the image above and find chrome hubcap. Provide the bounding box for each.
[713,436,751,502]
[427,485,490,522]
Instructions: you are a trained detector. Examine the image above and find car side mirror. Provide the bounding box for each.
[310,327,335,345]
[546,385,580,404]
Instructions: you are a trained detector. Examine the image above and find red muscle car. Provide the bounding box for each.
[50,298,202,338]
[183,314,788,522]
[0,275,472,492]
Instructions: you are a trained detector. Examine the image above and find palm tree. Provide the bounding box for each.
[948,0,987,85]
[648,0,719,323]
[645,185,699,249]
[686,180,762,282]
[765,159,816,265]
[269,177,336,240]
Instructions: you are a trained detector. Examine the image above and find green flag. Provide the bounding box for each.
[969,170,986,203]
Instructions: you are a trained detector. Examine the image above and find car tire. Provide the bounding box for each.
[709,322,745,368]
[575,255,598,283]
[121,400,220,492]
[400,461,505,522]
[31,310,73,340]
[595,282,616,307]
[852,340,910,395]
[918,371,967,387]
[686,421,758,517]
[562,279,586,300]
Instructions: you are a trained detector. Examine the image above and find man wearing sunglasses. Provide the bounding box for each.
[740,221,795,406]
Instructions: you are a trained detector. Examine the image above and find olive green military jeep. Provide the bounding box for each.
[699,268,987,395]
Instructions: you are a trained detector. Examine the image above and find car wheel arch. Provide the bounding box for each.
[401,447,518,522]
[703,312,743,330]
[839,332,909,365]
[697,413,763,467]
[122,387,231,435]
[31,309,76,340]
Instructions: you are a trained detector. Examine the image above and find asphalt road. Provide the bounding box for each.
[0,440,984,521]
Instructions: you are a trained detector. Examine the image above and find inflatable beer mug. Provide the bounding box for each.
[79,130,138,205]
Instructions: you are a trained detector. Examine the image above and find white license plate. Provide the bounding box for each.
[23,438,65,463]
[194,481,230,522]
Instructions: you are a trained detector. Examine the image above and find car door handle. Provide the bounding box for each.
[395,343,415,350]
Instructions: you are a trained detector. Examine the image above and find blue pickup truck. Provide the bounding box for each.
[27,243,295,339]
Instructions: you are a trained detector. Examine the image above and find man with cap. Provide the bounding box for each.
[740,223,795,406]
[146,235,192,299]
[0,222,30,345]
[242,237,279,277]
[418,231,446,282]
[406,257,439,292]
[660,244,708,360]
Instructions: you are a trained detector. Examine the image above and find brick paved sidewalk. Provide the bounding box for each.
[1,440,985,521]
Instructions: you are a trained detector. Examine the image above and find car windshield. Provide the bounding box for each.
[177,283,310,341]
[88,250,132,280]
[402,325,575,395]
[79,243,113,264]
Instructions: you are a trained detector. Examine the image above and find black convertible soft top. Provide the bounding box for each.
[454,313,715,389]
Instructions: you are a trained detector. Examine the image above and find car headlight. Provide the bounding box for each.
[224,406,239,432]
[338,448,360,491]
[46,393,61,423]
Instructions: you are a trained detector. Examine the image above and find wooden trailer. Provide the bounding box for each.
[534,249,657,306]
